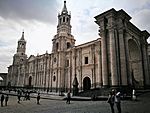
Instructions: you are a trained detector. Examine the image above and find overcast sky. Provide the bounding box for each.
[0,0,150,73]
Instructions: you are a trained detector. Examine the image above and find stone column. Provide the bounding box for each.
[17,67,20,86]
[97,41,102,87]
[141,43,150,86]
[23,66,26,86]
[109,28,118,86]
[118,29,128,86]
[69,51,73,90]
[100,30,109,86]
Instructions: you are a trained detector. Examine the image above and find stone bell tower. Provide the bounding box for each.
[10,31,27,86]
[13,31,27,65]
[51,1,75,92]
[52,1,75,52]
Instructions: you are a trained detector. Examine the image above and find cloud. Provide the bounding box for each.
[112,0,150,12]
[0,0,59,24]
[0,0,150,73]
[0,45,15,72]
[132,9,150,32]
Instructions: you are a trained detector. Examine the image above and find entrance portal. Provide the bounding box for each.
[83,77,91,91]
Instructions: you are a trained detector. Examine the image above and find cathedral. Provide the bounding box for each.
[7,1,150,93]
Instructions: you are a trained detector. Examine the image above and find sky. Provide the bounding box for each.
[0,0,150,73]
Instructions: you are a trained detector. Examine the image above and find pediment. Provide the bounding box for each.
[28,55,35,62]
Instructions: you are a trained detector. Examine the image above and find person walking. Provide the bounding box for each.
[107,92,115,113]
[1,94,4,107]
[37,93,40,105]
[115,91,122,113]
[66,91,71,104]
[17,94,21,104]
[5,95,9,106]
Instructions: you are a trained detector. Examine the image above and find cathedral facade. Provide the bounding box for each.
[7,1,150,93]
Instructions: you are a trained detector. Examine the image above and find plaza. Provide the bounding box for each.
[0,92,150,113]
[0,1,150,113]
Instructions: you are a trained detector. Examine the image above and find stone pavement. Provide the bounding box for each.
[0,92,150,113]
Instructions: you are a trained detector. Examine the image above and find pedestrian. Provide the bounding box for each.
[5,95,9,106]
[18,94,21,104]
[37,93,40,105]
[1,94,5,107]
[107,92,115,113]
[66,91,71,104]
[115,91,122,113]
[91,94,96,101]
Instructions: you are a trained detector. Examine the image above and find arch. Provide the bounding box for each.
[53,76,56,82]
[67,42,71,49]
[83,77,91,91]
[128,39,141,60]
[63,17,65,22]
[29,76,32,86]
[128,39,143,88]
[56,42,59,51]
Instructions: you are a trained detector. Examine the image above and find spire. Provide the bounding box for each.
[20,31,25,40]
[61,1,68,14]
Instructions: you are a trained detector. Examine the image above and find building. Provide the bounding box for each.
[7,1,150,93]
[148,44,150,61]
[0,73,7,87]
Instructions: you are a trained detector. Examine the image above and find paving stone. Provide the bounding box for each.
[0,92,150,113]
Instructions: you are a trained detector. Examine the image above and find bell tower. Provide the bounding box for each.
[57,0,71,35]
[13,31,27,65]
[51,1,75,92]
[52,1,75,52]
[17,31,26,55]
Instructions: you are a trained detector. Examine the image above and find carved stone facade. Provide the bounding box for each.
[95,9,150,89]
[148,44,150,60]
[7,1,150,92]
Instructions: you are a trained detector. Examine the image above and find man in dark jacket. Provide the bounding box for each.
[66,92,71,104]
[1,94,4,107]
[37,93,40,104]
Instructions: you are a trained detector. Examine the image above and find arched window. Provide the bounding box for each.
[53,76,56,82]
[67,42,71,49]
[19,43,22,48]
[66,60,69,67]
[84,57,88,64]
[54,57,56,63]
[22,44,24,48]
[63,17,65,22]
[56,43,59,51]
